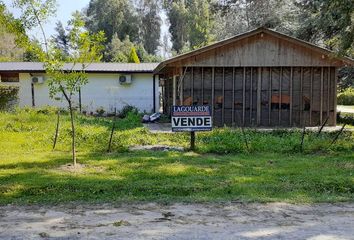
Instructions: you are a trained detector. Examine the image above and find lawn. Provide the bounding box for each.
[0,107,353,204]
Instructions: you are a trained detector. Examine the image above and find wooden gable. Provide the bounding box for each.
[156,28,354,73]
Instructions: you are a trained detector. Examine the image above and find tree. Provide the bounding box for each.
[295,0,354,57]
[137,0,161,54]
[188,0,215,49]
[165,0,189,53]
[213,0,298,40]
[128,47,140,63]
[53,21,69,57]
[8,1,105,165]
[85,0,140,43]
[164,0,215,53]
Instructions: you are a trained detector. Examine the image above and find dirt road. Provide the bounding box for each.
[1,203,353,240]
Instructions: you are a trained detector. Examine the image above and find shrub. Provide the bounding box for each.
[337,87,354,105]
[118,105,139,119]
[0,86,19,111]
[337,112,354,126]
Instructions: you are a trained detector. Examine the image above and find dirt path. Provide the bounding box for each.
[1,203,353,240]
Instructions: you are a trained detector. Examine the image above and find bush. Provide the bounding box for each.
[337,112,354,126]
[118,105,139,118]
[337,88,354,105]
[0,86,19,111]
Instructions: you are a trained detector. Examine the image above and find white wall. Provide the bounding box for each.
[18,72,158,113]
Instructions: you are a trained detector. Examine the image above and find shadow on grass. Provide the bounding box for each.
[0,150,353,205]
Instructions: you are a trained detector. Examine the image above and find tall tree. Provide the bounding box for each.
[188,0,215,49]
[295,0,354,57]
[85,0,140,43]
[137,0,161,54]
[165,0,189,53]
[53,21,69,57]
[213,0,298,40]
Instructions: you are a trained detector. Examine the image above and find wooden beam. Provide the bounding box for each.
[320,67,324,125]
[257,67,261,126]
[232,67,235,126]
[212,67,215,119]
[250,67,253,124]
[290,67,293,126]
[268,67,272,126]
[327,66,330,123]
[310,67,313,126]
[242,67,246,126]
[222,67,225,125]
[334,67,338,126]
[191,67,194,104]
[173,75,177,106]
[300,67,303,126]
[201,67,204,104]
[279,67,282,125]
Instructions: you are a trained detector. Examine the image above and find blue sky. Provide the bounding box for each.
[3,0,90,37]
[3,0,170,56]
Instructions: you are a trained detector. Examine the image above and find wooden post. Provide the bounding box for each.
[201,67,204,104]
[290,67,293,126]
[334,68,338,126]
[257,67,261,126]
[232,67,235,126]
[300,125,306,152]
[107,110,117,153]
[250,67,253,124]
[212,67,215,119]
[327,67,330,122]
[190,131,195,151]
[310,68,313,126]
[268,68,272,126]
[242,67,246,126]
[222,67,225,125]
[300,67,303,126]
[320,67,324,125]
[191,67,194,104]
[279,67,282,125]
[172,75,177,106]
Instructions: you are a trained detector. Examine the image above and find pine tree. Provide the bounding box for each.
[128,47,140,63]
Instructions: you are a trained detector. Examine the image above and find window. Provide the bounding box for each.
[0,73,19,82]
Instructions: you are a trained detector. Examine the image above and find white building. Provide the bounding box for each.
[0,62,159,114]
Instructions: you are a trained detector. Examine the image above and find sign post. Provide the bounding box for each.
[171,105,212,150]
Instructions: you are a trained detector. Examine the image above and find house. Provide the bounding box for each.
[154,27,354,127]
[0,62,159,114]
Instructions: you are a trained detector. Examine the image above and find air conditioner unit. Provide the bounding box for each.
[119,75,132,85]
[31,76,44,84]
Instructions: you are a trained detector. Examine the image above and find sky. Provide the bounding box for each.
[3,0,171,56]
[3,0,90,37]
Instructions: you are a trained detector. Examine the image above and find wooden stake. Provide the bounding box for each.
[300,125,306,152]
[330,124,346,146]
[190,131,195,151]
[107,110,117,153]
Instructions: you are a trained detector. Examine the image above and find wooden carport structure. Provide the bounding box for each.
[154,27,354,127]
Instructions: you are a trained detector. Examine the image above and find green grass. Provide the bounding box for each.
[0,107,353,204]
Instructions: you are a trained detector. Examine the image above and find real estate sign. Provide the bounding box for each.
[171,105,212,132]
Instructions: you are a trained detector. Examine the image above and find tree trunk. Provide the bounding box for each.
[68,101,76,166]
[52,109,60,150]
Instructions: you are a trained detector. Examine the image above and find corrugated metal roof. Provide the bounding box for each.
[0,62,159,73]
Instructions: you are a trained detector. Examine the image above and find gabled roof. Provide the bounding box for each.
[154,27,354,73]
[0,62,158,73]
